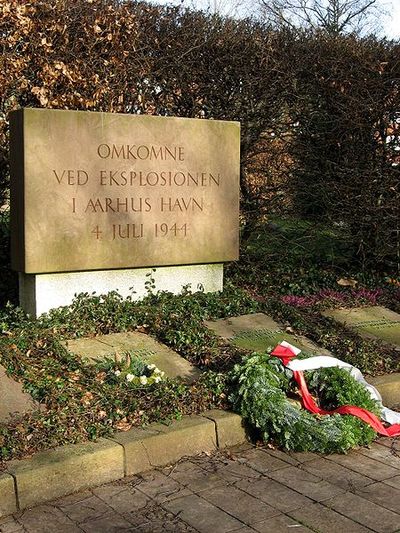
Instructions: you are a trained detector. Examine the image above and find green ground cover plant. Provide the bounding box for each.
[229,217,397,298]
[0,285,254,465]
[0,271,398,464]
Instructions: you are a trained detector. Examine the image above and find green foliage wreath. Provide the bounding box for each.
[230,353,380,454]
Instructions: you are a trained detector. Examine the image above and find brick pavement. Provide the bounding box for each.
[1,438,399,533]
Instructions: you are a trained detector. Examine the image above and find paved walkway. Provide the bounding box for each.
[1,438,399,533]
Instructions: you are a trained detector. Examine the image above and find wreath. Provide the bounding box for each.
[230,352,380,454]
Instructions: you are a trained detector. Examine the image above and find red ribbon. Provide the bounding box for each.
[270,344,298,366]
[272,345,400,437]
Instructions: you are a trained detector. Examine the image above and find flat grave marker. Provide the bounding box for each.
[0,365,40,423]
[205,313,332,355]
[323,306,400,349]
[62,331,201,383]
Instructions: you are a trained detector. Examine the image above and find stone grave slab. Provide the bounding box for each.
[0,365,40,423]
[205,313,331,355]
[62,332,201,383]
[323,306,400,348]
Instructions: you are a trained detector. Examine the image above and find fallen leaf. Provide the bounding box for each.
[337,278,358,287]
[81,392,94,406]
[95,371,106,383]
[115,419,132,432]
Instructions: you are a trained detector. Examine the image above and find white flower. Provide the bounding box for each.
[160,371,165,378]
[126,373,134,382]
[154,376,162,383]
[147,364,156,370]
[154,368,161,374]
[139,375,148,385]
[114,370,121,377]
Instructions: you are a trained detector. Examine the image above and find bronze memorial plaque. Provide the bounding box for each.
[10,109,240,273]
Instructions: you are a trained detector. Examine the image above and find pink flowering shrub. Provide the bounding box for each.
[282,288,383,309]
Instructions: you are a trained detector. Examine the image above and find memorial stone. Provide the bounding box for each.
[10,109,240,316]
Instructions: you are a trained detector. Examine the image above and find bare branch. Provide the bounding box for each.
[258,0,386,35]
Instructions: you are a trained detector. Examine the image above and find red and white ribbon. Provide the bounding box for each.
[271,341,400,437]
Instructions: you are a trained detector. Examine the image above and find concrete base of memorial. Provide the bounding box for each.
[19,263,223,317]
